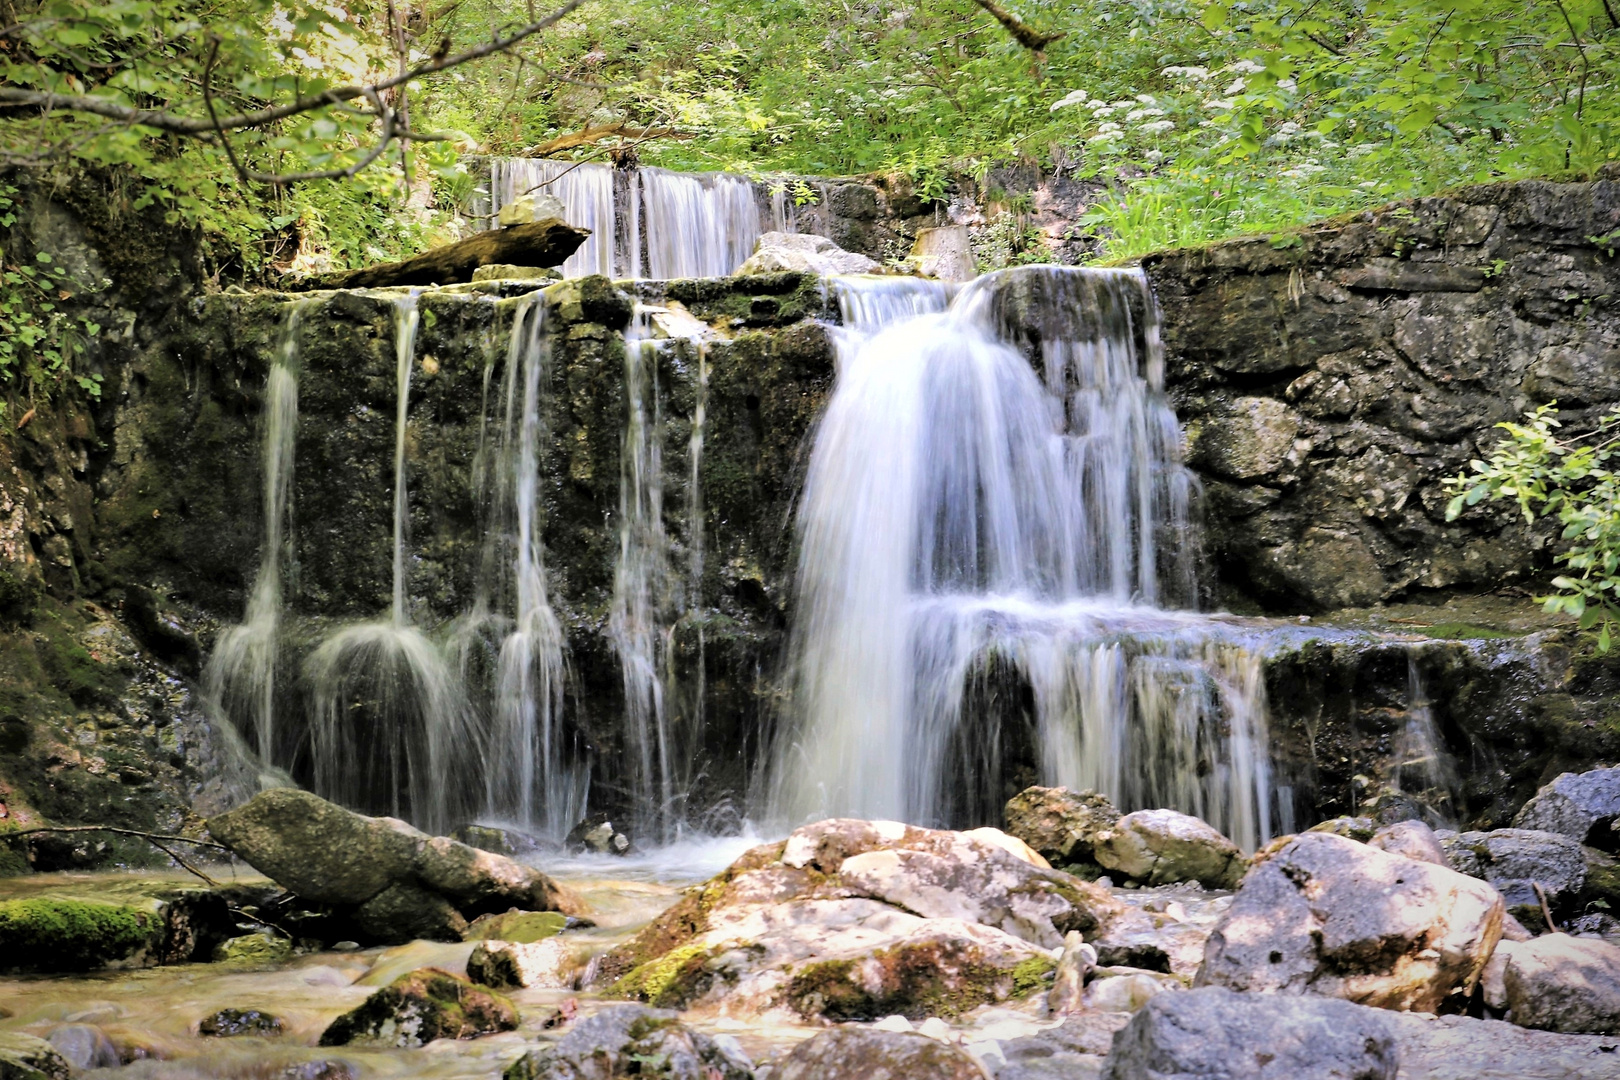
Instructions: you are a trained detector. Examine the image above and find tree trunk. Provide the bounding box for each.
[294,218,589,290]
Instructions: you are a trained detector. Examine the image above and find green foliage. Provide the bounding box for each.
[0,182,104,393]
[1445,404,1620,651]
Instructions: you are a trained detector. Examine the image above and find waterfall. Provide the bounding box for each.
[770,266,1275,850]
[450,293,586,838]
[490,158,617,277]
[1389,656,1459,823]
[205,300,308,762]
[304,292,476,833]
[485,159,762,279]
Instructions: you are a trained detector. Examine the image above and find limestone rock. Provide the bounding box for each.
[0,1032,73,1080]
[1003,785,1120,866]
[351,882,469,945]
[198,1008,285,1037]
[737,231,880,276]
[318,966,517,1048]
[1440,828,1586,916]
[1382,1008,1620,1079]
[1196,831,1503,1011]
[1092,809,1246,889]
[1369,820,1448,867]
[996,1013,1129,1080]
[1514,766,1620,851]
[599,819,1107,1019]
[1185,396,1302,481]
[1101,986,1399,1080]
[773,1027,984,1080]
[910,225,976,282]
[1048,929,1096,1014]
[467,937,587,990]
[1085,971,1175,1013]
[1502,932,1620,1034]
[502,1004,753,1080]
[566,814,632,855]
[498,192,567,227]
[207,788,424,906]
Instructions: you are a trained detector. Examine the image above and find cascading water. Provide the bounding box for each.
[303,292,477,833]
[770,266,1275,851]
[451,294,587,838]
[206,300,308,763]
[485,159,761,279]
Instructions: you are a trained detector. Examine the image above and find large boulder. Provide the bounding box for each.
[502,1004,753,1080]
[1003,786,1120,867]
[207,789,425,906]
[207,789,581,943]
[1196,831,1503,1012]
[0,897,165,973]
[737,231,880,275]
[1513,766,1620,850]
[1501,932,1620,1034]
[1093,809,1246,889]
[773,1027,984,1080]
[1102,986,1399,1079]
[1440,828,1587,918]
[318,967,517,1048]
[597,819,1119,1019]
[1369,820,1448,867]
[995,1013,1130,1080]
[1383,1009,1620,1079]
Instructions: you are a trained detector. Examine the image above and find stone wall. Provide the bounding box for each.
[1146,173,1620,613]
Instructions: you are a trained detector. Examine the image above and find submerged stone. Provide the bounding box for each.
[198,1008,285,1037]
[212,931,294,965]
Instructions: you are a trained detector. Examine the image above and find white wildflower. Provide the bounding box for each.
[1088,131,1123,144]
[1278,79,1297,92]
[1204,98,1236,110]
[1135,94,1158,105]
[1144,149,1164,161]
[1126,107,1166,122]
[1278,121,1301,135]
[1096,122,1122,133]
[1224,78,1247,95]
[1226,59,1265,75]
[1162,65,1210,81]
[1050,88,1090,112]
[1139,120,1175,134]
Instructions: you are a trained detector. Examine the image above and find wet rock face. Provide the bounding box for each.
[1197,831,1503,1011]
[1514,766,1620,850]
[503,1004,754,1080]
[1439,828,1587,921]
[318,967,517,1048]
[1002,785,1120,868]
[1146,178,1620,613]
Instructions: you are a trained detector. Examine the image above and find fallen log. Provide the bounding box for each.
[292,217,589,290]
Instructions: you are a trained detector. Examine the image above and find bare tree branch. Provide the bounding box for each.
[970,0,1065,52]
[519,121,683,157]
[4,823,232,886]
[0,0,589,136]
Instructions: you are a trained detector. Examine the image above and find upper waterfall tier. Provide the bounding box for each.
[484,160,762,279]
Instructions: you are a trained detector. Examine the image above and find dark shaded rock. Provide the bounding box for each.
[1440,828,1586,918]
[198,1008,285,1037]
[350,883,469,945]
[501,1003,752,1079]
[318,967,517,1048]
[1515,766,1620,851]
[1002,785,1119,865]
[1101,986,1398,1079]
[413,836,579,917]
[565,814,632,855]
[207,788,423,906]
[0,1032,73,1080]
[774,1027,981,1080]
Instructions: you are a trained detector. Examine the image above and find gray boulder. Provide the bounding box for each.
[1383,1009,1620,1079]
[774,1027,985,1080]
[737,231,879,276]
[1092,809,1245,889]
[1440,828,1587,915]
[1514,765,1620,850]
[502,1004,753,1080]
[207,788,424,905]
[415,835,576,914]
[1003,785,1120,866]
[1502,932,1620,1034]
[1197,831,1503,1011]
[1369,819,1448,866]
[0,1032,73,1080]
[351,882,468,944]
[995,1014,1128,1080]
[1100,986,1399,1080]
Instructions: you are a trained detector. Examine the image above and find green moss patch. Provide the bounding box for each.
[1420,622,1519,641]
[785,940,1054,1021]
[0,897,161,972]
[609,941,726,1009]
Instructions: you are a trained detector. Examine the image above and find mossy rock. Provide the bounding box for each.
[0,1031,73,1080]
[464,909,567,943]
[197,1007,285,1037]
[608,941,741,1010]
[0,897,163,972]
[318,967,518,1048]
[212,932,293,966]
[785,940,1056,1021]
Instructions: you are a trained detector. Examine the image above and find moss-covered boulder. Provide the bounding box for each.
[0,1032,73,1080]
[211,931,293,966]
[0,897,163,972]
[502,1004,753,1080]
[464,909,568,943]
[318,967,517,1048]
[197,1008,285,1037]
